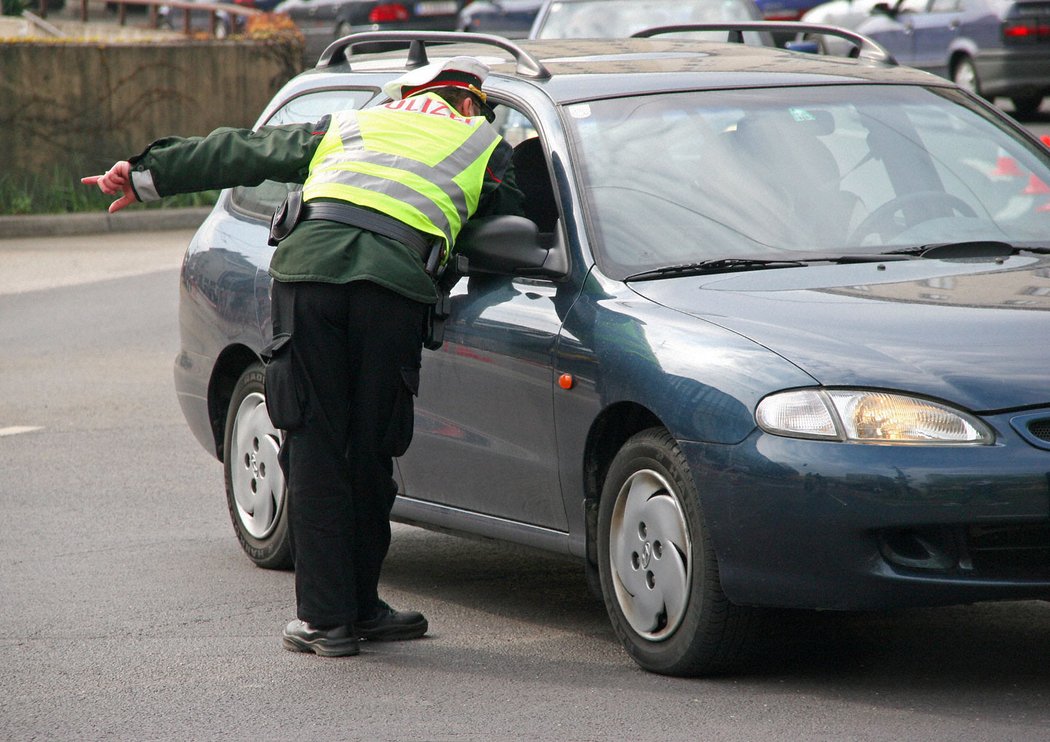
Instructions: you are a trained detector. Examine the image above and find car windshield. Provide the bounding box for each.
[534,0,758,39]
[566,85,1050,278]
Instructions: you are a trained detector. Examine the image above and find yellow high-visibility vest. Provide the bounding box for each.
[303,92,502,261]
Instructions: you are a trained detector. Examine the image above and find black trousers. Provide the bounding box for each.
[271,279,427,627]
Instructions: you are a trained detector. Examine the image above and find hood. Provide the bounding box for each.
[628,254,1050,412]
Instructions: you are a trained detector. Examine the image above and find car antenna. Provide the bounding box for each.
[406,40,428,70]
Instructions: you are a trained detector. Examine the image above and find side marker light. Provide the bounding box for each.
[558,373,574,390]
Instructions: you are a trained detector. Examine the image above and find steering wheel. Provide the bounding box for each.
[848,191,977,245]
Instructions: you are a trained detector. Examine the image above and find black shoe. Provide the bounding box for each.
[355,600,428,641]
[282,620,360,657]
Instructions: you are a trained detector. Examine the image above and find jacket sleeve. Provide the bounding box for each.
[128,116,332,202]
[474,138,526,219]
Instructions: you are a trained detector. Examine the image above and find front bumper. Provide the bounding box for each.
[682,408,1050,611]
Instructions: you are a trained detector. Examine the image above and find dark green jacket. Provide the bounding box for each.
[129,115,524,304]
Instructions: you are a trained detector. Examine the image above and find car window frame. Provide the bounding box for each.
[489,90,576,283]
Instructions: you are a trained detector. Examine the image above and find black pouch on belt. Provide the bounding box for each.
[268,190,304,247]
[261,332,305,430]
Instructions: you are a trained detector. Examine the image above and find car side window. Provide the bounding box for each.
[228,88,378,220]
[489,103,560,234]
[491,104,537,149]
[897,0,929,13]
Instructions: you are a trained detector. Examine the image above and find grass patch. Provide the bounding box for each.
[0,166,218,216]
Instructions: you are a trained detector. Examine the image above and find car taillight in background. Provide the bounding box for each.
[370,3,410,22]
[231,0,255,6]
[1003,17,1050,43]
[762,8,802,20]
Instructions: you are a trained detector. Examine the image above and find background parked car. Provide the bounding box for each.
[801,0,882,54]
[225,0,283,13]
[528,0,764,39]
[158,0,241,37]
[752,0,822,20]
[457,0,542,37]
[856,0,1050,117]
[274,0,469,65]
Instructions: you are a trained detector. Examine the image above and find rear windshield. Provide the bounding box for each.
[566,85,1050,278]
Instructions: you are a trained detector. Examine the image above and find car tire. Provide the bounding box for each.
[223,362,293,570]
[952,56,981,98]
[596,427,755,676]
[1010,95,1043,120]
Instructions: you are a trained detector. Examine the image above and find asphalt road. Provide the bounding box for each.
[2,226,1050,740]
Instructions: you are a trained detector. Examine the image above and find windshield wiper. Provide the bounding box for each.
[881,241,1050,259]
[625,258,807,281]
[623,252,915,281]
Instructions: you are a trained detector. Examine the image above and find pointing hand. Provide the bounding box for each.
[81,161,138,213]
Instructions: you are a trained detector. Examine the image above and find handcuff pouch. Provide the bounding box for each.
[268,190,303,247]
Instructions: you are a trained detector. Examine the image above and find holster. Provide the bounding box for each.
[424,291,452,351]
[423,255,467,351]
[268,190,304,247]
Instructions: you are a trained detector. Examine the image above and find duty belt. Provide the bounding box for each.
[302,201,434,261]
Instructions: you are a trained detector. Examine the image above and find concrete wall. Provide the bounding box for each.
[0,40,302,182]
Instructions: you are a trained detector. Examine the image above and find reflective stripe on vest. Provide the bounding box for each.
[302,93,502,257]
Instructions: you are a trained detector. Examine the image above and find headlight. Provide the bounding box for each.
[755,389,994,444]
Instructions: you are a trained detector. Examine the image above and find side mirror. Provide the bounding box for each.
[456,215,567,278]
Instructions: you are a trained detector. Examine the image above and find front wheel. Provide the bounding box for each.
[223,362,292,569]
[597,428,755,676]
[952,56,981,98]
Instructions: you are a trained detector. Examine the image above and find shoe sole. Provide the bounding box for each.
[282,634,360,657]
[357,618,428,642]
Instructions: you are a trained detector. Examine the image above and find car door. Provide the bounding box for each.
[859,0,930,63]
[396,110,571,531]
[397,273,569,530]
[908,0,963,75]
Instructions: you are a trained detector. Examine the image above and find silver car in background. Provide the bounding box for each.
[529,0,764,39]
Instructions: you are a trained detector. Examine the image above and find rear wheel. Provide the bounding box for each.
[597,428,755,676]
[952,56,981,98]
[223,362,292,569]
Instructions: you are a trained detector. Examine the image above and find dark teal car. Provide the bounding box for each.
[174,27,1050,676]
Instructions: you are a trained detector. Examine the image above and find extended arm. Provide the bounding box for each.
[81,118,331,213]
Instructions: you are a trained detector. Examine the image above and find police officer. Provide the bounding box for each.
[83,57,524,657]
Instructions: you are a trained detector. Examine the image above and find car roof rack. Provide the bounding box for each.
[316,30,552,79]
[632,22,898,66]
